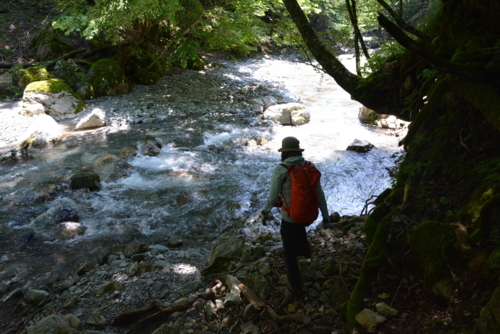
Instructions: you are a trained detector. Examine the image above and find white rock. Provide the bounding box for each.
[23,102,46,116]
[23,86,84,120]
[75,108,106,130]
[263,103,310,126]
[18,114,63,147]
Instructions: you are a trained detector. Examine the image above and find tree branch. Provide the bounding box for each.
[377,13,499,83]
[376,0,428,40]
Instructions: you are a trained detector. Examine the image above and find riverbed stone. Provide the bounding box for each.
[75,108,106,130]
[95,281,124,297]
[202,233,245,276]
[24,289,49,305]
[86,309,106,328]
[120,146,138,159]
[263,103,310,126]
[167,236,183,248]
[76,261,95,275]
[142,140,161,157]
[26,313,82,334]
[92,154,132,182]
[69,172,101,191]
[55,206,80,223]
[346,139,374,153]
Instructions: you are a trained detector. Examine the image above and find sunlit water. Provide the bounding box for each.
[0,55,403,243]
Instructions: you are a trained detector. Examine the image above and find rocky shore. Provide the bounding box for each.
[1,213,375,334]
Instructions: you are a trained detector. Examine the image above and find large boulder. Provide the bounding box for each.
[87,58,131,97]
[12,67,53,91]
[18,114,63,148]
[22,79,87,119]
[262,103,310,126]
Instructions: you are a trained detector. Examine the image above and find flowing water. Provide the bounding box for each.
[0,55,404,244]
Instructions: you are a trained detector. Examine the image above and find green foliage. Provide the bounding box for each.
[361,40,406,77]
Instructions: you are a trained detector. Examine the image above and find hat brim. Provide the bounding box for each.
[278,148,305,152]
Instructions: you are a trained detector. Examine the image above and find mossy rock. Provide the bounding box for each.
[30,26,74,61]
[23,78,87,115]
[12,67,53,91]
[53,59,83,92]
[408,221,466,287]
[87,58,131,97]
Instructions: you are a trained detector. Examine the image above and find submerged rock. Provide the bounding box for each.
[69,172,101,191]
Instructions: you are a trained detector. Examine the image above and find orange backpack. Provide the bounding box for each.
[280,161,321,225]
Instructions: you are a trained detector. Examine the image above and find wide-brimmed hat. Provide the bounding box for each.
[278,136,304,152]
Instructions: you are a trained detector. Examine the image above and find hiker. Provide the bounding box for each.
[261,136,330,299]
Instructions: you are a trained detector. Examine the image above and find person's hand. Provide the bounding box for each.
[261,210,270,225]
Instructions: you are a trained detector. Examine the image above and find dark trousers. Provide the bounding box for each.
[280,219,310,288]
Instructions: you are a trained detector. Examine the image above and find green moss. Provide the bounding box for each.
[25,78,72,94]
[408,221,466,286]
[87,58,129,97]
[347,212,392,329]
[12,67,53,90]
[364,203,391,242]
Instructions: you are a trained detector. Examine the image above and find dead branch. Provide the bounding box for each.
[238,283,266,309]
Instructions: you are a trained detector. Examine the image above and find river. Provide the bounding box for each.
[0,54,404,246]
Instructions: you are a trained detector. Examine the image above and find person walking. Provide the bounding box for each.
[261,136,330,299]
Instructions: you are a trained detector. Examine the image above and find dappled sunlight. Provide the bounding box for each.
[172,263,200,275]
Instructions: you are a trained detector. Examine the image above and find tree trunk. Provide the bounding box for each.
[282,0,395,114]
